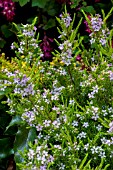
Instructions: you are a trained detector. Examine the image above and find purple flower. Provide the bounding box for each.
[60,13,72,27]
[40,165,47,170]
[23,83,35,96]
[19,75,30,86]
[91,14,103,32]
[108,121,113,133]
[76,55,81,61]
[40,33,54,61]
[48,155,54,162]
[109,71,113,81]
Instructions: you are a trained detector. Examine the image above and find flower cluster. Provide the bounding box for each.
[59,12,72,28]
[0,68,36,116]
[19,141,54,170]
[11,21,43,63]
[87,14,110,46]
[40,33,54,61]
[0,0,15,21]
[90,14,103,32]
[2,69,35,97]
[59,40,73,66]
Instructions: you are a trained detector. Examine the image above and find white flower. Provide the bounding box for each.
[69,99,75,104]
[92,85,99,93]
[52,120,61,128]
[77,132,87,139]
[84,143,89,151]
[28,149,35,160]
[54,145,62,149]
[90,38,95,44]
[88,92,94,99]
[36,124,43,131]
[43,120,51,127]
[41,156,46,164]
[91,146,98,154]
[72,121,78,127]
[105,140,111,146]
[43,150,48,157]
[59,44,64,50]
[96,124,102,131]
[36,146,41,152]
[37,132,43,139]
[59,163,65,170]
[83,122,89,128]
[101,137,107,144]
[92,113,99,120]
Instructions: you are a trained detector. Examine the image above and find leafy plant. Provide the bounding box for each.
[1,4,113,170]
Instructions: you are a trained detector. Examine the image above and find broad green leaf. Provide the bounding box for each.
[70,0,81,8]
[12,0,19,2]
[32,0,47,8]
[5,115,22,131]
[27,17,38,24]
[19,0,30,6]
[81,6,96,14]
[0,38,6,48]
[48,9,56,16]
[0,91,6,96]
[0,138,14,159]
[0,158,8,170]
[14,126,36,164]
[43,18,56,30]
[1,25,13,38]
[0,91,6,100]
[0,108,11,131]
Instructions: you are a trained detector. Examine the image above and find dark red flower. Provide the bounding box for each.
[95,0,101,2]
[76,55,81,61]
[40,32,54,61]
[0,0,15,21]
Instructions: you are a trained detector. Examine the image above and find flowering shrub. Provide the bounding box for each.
[1,6,113,169]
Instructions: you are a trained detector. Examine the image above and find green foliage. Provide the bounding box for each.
[32,0,47,8]
[0,99,15,168]
[0,138,14,159]
[1,4,113,170]
[70,0,82,8]
[0,24,13,49]
[14,126,36,166]
[12,0,30,7]
[43,18,56,30]
[0,38,6,49]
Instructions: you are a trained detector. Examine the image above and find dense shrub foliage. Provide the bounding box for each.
[0,0,113,58]
[1,5,113,169]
